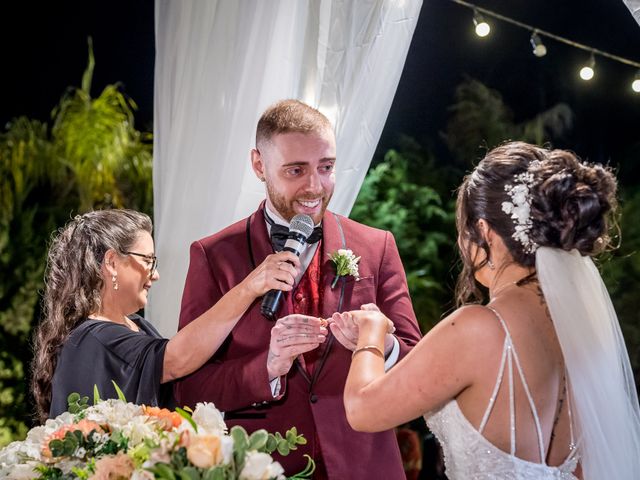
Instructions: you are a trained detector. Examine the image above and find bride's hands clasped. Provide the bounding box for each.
[329,303,396,351]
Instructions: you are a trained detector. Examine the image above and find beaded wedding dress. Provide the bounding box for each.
[425,306,579,480]
[425,248,640,479]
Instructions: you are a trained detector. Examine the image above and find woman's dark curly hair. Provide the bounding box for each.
[455,141,618,305]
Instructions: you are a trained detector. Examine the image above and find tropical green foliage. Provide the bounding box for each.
[442,78,573,168]
[0,43,152,445]
[351,147,457,331]
[601,187,640,381]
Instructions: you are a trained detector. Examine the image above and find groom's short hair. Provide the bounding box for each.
[256,99,333,149]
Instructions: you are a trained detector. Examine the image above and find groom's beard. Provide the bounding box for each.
[265,181,332,225]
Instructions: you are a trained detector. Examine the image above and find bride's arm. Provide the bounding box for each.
[343,305,498,432]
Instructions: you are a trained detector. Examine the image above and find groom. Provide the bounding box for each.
[175,99,421,479]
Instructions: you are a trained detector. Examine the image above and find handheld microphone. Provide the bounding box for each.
[261,214,315,320]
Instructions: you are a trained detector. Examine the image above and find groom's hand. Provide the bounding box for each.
[267,314,328,380]
[241,251,300,299]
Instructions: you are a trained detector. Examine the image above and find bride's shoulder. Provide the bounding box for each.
[430,304,505,347]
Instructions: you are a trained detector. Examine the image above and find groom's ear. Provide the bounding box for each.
[251,148,266,181]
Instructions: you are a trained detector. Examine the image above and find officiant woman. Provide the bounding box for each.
[31,209,301,421]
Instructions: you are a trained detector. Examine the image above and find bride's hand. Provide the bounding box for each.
[330,309,395,350]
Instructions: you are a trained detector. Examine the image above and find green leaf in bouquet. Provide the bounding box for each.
[70,465,91,479]
[203,468,226,480]
[230,425,250,450]
[165,446,189,471]
[175,406,198,433]
[265,434,278,453]
[49,439,65,457]
[248,429,268,451]
[231,426,250,470]
[287,454,316,479]
[67,392,90,415]
[147,463,178,480]
[111,380,128,402]
[276,439,290,456]
[61,432,79,456]
[178,466,201,480]
[93,385,101,405]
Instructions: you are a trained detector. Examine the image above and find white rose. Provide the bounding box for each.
[239,451,285,480]
[120,415,159,447]
[192,402,227,436]
[221,435,234,464]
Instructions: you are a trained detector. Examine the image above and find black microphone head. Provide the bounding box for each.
[289,214,314,239]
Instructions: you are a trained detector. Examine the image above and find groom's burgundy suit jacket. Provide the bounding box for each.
[175,205,421,479]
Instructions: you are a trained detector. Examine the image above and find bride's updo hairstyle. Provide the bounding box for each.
[455,141,618,304]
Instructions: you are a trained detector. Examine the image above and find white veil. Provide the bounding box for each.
[536,247,640,479]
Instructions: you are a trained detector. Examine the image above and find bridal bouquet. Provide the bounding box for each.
[0,392,312,480]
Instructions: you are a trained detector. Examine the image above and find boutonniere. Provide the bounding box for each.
[329,249,360,288]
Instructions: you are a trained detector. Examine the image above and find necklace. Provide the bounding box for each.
[489,281,517,300]
[89,314,139,332]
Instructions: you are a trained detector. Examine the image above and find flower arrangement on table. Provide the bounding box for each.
[0,385,313,480]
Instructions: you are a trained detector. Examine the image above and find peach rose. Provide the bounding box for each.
[41,419,104,458]
[186,434,223,468]
[89,453,135,480]
[142,405,183,430]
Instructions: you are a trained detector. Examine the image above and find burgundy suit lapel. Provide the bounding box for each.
[320,211,347,318]
[247,202,274,269]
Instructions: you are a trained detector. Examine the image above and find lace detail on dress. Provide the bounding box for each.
[426,401,579,479]
[424,306,579,479]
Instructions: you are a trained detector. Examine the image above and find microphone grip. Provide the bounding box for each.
[260,235,307,320]
[261,289,284,320]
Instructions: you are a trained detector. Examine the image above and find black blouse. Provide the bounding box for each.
[49,315,174,418]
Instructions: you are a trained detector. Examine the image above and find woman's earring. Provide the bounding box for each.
[487,258,495,270]
[112,274,119,291]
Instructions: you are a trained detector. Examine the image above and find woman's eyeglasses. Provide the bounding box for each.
[123,251,158,277]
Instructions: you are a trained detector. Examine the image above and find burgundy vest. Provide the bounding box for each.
[284,241,328,479]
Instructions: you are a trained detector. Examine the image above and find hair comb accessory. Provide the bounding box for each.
[501,161,541,254]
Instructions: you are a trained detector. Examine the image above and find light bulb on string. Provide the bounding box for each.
[530,31,547,57]
[473,10,491,37]
[632,71,640,93]
[579,54,596,81]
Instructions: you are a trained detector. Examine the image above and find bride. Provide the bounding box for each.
[340,142,640,479]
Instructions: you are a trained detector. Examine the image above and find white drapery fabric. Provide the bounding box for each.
[623,0,640,24]
[150,0,422,336]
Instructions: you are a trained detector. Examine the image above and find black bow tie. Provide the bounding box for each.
[265,212,323,252]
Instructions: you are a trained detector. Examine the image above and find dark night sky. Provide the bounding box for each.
[1,0,639,178]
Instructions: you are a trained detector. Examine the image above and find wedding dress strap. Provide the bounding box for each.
[480,306,546,462]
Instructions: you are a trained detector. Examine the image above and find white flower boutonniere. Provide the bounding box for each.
[329,249,360,288]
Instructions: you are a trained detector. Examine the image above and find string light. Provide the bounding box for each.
[448,0,640,91]
[530,31,547,58]
[579,54,596,81]
[473,9,491,37]
[632,71,640,93]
